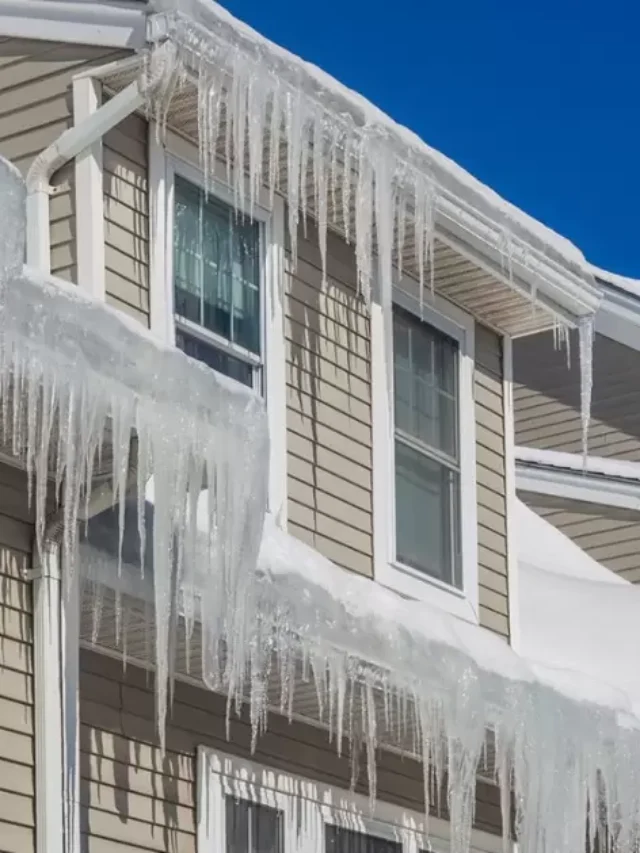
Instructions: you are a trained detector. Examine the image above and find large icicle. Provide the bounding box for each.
[0,155,269,749]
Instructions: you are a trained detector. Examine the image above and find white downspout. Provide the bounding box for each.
[25,77,147,853]
[25,78,146,271]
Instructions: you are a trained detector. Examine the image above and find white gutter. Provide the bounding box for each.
[25,79,146,271]
[516,450,640,513]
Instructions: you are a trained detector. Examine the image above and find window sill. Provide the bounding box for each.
[377,560,479,625]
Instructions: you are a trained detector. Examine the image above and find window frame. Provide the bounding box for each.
[371,281,479,623]
[168,155,268,393]
[149,127,288,524]
[198,746,503,853]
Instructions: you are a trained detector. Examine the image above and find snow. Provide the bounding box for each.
[0,155,270,750]
[516,445,640,482]
[590,263,640,300]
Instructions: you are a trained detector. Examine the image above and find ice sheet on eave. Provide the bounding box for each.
[82,495,640,853]
[149,0,595,283]
[0,155,269,750]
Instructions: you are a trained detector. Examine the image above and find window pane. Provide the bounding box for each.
[173,175,261,357]
[325,825,401,853]
[393,310,458,460]
[395,439,461,587]
[226,797,283,853]
[176,329,254,388]
[174,176,202,326]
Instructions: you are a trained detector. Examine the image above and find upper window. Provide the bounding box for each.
[393,308,461,588]
[372,287,477,621]
[173,174,262,390]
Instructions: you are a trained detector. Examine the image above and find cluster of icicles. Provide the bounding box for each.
[0,154,269,745]
[80,512,640,853]
[146,0,596,457]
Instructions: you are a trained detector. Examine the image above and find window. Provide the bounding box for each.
[198,748,501,853]
[393,309,461,588]
[371,288,478,621]
[173,173,263,390]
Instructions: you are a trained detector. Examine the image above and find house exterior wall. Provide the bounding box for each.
[0,463,36,852]
[518,491,640,584]
[78,648,503,852]
[0,36,511,638]
[514,329,640,459]
[0,39,127,283]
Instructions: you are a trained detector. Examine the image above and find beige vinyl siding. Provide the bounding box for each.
[0,39,126,283]
[79,648,502,852]
[0,463,35,853]
[514,330,640,459]
[285,220,374,578]
[518,493,640,583]
[103,111,150,326]
[475,325,509,638]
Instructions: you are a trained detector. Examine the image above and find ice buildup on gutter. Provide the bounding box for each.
[145,0,598,458]
[0,154,269,747]
[80,506,640,853]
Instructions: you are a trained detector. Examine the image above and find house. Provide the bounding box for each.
[0,3,637,853]
[514,270,640,583]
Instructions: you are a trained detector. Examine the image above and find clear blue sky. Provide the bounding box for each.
[222,0,640,278]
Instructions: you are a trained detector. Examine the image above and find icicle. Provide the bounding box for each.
[579,314,595,465]
[312,115,328,285]
[354,138,374,304]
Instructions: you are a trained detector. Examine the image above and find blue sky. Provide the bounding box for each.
[222,0,640,278]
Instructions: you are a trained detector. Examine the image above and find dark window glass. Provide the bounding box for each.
[325,825,401,853]
[226,797,283,853]
[176,329,254,388]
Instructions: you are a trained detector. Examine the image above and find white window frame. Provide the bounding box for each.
[372,281,478,623]
[149,128,288,525]
[198,746,503,853]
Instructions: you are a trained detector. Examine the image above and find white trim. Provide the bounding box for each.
[198,746,504,853]
[502,336,520,651]
[516,461,640,512]
[73,75,105,300]
[34,543,64,853]
[0,1,147,48]
[372,281,479,624]
[149,128,287,519]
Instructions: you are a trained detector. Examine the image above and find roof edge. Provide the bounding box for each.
[0,0,147,48]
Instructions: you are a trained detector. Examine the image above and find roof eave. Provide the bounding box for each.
[0,0,148,49]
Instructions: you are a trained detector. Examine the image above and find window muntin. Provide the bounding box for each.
[393,308,462,588]
[173,174,262,388]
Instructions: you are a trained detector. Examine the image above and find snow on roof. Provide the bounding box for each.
[148,0,603,317]
[516,446,640,483]
[517,500,640,723]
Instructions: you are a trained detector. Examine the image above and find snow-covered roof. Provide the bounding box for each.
[516,446,640,483]
[141,0,602,333]
[79,484,640,853]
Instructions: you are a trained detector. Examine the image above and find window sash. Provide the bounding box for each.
[392,309,462,588]
[173,173,263,386]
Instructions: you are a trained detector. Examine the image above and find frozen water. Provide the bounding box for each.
[0,157,26,275]
[81,503,640,853]
[146,0,599,453]
[0,155,269,750]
